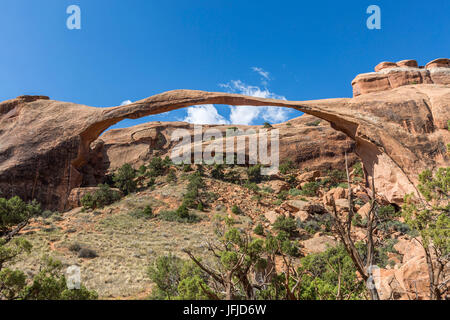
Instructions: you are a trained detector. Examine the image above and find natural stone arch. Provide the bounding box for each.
[1,84,448,210]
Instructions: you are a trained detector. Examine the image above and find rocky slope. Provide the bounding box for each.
[0,58,449,210]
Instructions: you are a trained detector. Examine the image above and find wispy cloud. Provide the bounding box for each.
[183,104,229,125]
[252,67,270,81]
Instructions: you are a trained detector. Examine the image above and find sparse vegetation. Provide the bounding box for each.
[247,164,263,183]
[254,223,264,236]
[272,216,297,237]
[0,197,41,234]
[306,120,321,127]
[81,184,121,210]
[279,160,294,174]
[113,163,137,195]
[231,205,242,215]
[299,182,320,196]
[402,167,449,300]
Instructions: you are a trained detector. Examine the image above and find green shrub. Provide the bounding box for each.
[254,223,264,236]
[306,120,321,127]
[158,209,200,223]
[167,169,177,183]
[244,182,260,193]
[147,254,209,300]
[147,177,156,188]
[288,188,302,197]
[231,205,242,215]
[278,190,288,200]
[279,161,294,174]
[272,216,297,237]
[81,184,121,210]
[327,169,346,187]
[211,164,224,180]
[263,122,273,129]
[298,245,365,300]
[130,205,153,219]
[247,164,262,183]
[148,157,165,177]
[299,182,320,197]
[353,162,363,177]
[0,197,41,233]
[138,165,147,176]
[113,163,137,195]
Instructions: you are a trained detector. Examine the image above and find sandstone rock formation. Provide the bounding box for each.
[352,58,450,96]
[0,58,449,210]
[93,114,356,175]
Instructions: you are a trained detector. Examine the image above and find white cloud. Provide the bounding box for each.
[220,80,290,125]
[229,106,261,125]
[252,67,270,81]
[120,100,132,106]
[183,104,229,125]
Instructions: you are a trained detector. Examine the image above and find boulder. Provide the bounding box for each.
[357,202,372,219]
[264,211,279,224]
[425,58,450,69]
[284,200,326,215]
[302,235,338,254]
[265,180,290,194]
[375,61,398,72]
[297,170,321,183]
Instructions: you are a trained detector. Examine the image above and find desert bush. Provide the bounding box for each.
[353,162,363,177]
[113,163,137,195]
[306,120,321,127]
[158,208,200,224]
[0,197,41,234]
[148,157,164,176]
[167,169,177,183]
[327,169,346,187]
[211,164,224,180]
[254,223,264,236]
[68,243,82,253]
[138,165,147,176]
[279,161,294,175]
[0,243,97,300]
[231,205,242,215]
[81,184,121,210]
[278,190,288,200]
[299,182,320,196]
[130,205,153,219]
[298,245,365,300]
[78,248,98,259]
[402,167,449,300]
[288,188,302,197]
[247,164,262,183]
[147,254,210,300]
[272,216,297,237]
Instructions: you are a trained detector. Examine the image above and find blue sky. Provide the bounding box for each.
[1,0,449,129]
